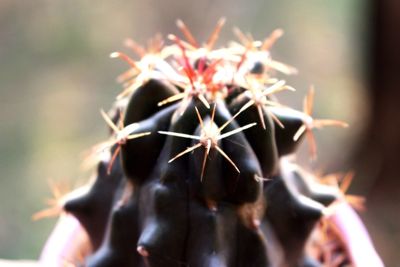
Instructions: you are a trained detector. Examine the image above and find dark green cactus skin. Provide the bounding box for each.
[64,153,124,250]
[262,162,338,267]
[63,76,341,267]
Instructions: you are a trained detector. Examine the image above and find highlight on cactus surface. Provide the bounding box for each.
[30,19,384,267]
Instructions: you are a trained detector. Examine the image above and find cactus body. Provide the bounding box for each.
[39,21,384,267]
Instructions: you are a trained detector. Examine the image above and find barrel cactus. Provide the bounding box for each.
[36,19,383,267]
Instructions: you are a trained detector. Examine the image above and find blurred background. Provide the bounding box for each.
[0,0,398,266]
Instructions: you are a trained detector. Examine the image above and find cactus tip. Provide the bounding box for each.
[137,245,149,257]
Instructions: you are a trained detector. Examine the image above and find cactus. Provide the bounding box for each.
[36,20,383,267]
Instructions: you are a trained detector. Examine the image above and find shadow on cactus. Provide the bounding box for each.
[33,19,383,267]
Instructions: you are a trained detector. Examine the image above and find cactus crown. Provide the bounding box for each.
[38,19,359,267]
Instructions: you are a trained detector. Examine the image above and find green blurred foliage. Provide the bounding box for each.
[0,0,366,260]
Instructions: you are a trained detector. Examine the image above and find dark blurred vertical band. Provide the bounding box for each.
[351,0,400,265]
